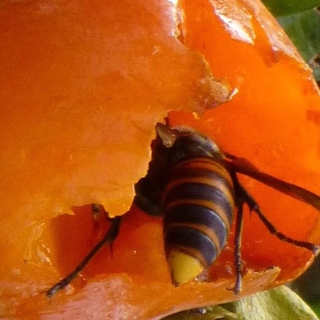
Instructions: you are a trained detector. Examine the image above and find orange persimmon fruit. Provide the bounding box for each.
[1,0,320,319]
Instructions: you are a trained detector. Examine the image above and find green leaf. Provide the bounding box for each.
[312,303,320,317]
[223,286,319,320]
[262,0,320,16]
[278,9,320,81]
[163,286,319,320]
[163,305,238,320]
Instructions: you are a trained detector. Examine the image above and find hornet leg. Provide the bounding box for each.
[233,201,244,294]
[229,172,318,295]
[46,214,122,297]
[238,183,318,253]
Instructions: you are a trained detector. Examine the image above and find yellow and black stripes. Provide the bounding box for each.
[163,157,235,276]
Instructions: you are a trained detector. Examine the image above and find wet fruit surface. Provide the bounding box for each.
[1,0,320,319]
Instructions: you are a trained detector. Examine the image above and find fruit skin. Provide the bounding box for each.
[1,0,320,319]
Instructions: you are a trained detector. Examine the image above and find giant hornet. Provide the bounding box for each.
[47,122,320,297]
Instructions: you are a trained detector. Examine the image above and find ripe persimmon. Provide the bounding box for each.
[0,0,320,319]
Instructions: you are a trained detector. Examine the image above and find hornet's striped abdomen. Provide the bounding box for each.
[163,157,235,285]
